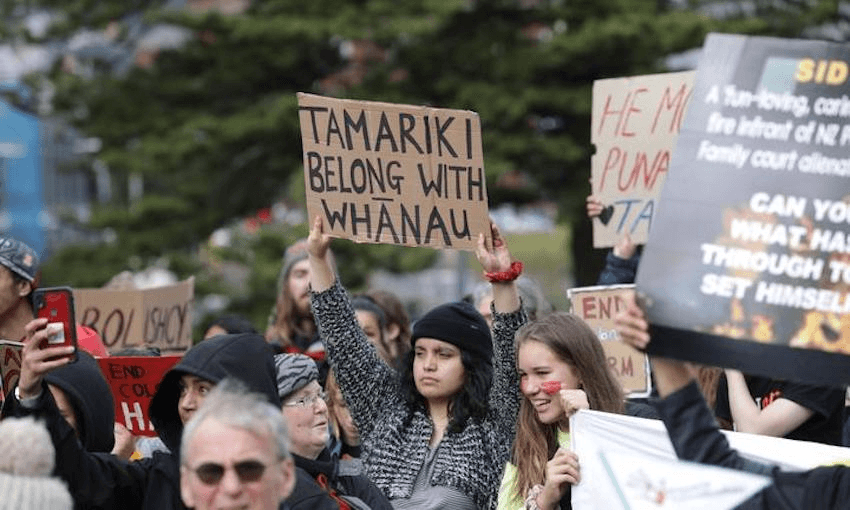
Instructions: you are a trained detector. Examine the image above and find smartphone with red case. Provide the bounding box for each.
[32,287,78,362]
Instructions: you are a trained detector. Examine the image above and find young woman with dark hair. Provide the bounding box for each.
[307,216,524,510]
[396,336,494,434]
[497,312,627,510]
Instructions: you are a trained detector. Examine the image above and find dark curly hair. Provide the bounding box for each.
[398,345,493,434]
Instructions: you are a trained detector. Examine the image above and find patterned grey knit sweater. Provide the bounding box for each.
[312,280,525,510]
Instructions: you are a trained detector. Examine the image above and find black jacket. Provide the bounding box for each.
[596,250,640,285]
[286,468,343,510]
[4,333,280,510]
[43,350,115,453]
[655,381,850,509]
[285,448,393,510]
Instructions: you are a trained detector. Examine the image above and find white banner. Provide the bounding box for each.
[571,409,850,509]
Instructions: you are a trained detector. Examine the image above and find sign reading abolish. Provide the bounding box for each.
[567,285,651,397]
[74,278,194,354]
[591,71,695,247]
[97,356,181,436]
[297,93,490,251]
[0,340,23,398]
[636,33,850,386]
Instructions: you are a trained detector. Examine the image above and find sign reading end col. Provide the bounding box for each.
[637,33,850,386]
[297,93,491,251]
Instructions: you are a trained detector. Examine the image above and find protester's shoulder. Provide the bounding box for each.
[335,471,394,510]
[626,399,660,420]
[44,351,115,452]
[771,464,850,507]
[285,468,340,510]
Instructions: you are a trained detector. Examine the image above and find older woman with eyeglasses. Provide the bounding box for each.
[275,353,393,510]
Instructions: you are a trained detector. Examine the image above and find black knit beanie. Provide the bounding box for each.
[411,301,493,364]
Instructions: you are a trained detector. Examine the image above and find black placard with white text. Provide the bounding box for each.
[637,33,850,386]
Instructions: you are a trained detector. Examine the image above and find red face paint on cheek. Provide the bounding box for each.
[541,381,561,395]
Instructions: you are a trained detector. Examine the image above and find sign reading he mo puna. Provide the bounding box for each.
[297,93,491,250]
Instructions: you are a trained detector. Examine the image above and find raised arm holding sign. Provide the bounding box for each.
[307,214,524,509]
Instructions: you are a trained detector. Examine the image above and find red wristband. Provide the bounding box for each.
[484,261,523,283]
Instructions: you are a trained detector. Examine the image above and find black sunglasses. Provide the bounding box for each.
[191,460,269,485]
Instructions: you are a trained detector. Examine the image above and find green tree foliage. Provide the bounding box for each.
[30,0,845,331]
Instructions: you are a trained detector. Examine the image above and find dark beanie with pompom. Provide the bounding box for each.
[411,301,492,365]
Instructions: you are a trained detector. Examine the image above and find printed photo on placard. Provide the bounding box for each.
[637,33,850,385]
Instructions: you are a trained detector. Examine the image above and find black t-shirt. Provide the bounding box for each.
[715,374,845,445]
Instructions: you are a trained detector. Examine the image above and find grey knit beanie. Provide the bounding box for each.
[0,417,72,509]
[274,353,319,399]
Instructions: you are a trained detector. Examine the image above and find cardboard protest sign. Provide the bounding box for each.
[571,409,850,509]
[297,93,490,250]
[567,285,651,396]
[97,355,181,436]
[74,278,194,354]
[636,33,850,385]
[591,71,695,247]
[0,340,23,398]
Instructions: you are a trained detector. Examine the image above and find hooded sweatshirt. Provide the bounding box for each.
[3,333,279,510]
[149,333,281,455]
[44,350,115,453]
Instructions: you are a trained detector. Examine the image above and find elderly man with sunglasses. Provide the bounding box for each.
[180,379,296,510]
[6,328,283,510]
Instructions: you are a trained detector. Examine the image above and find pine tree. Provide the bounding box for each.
[29,0,845,324]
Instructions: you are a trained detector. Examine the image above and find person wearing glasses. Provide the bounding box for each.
[180,379,296,510]
[6,329,281,510]
[275,353,393,510]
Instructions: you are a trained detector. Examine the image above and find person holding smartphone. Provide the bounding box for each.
[0,235,107,359]
[6,324,281,510]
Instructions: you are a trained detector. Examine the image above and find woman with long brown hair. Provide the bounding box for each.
[497,312,625,510]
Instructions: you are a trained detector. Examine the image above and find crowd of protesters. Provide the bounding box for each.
[0,194,848,510]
